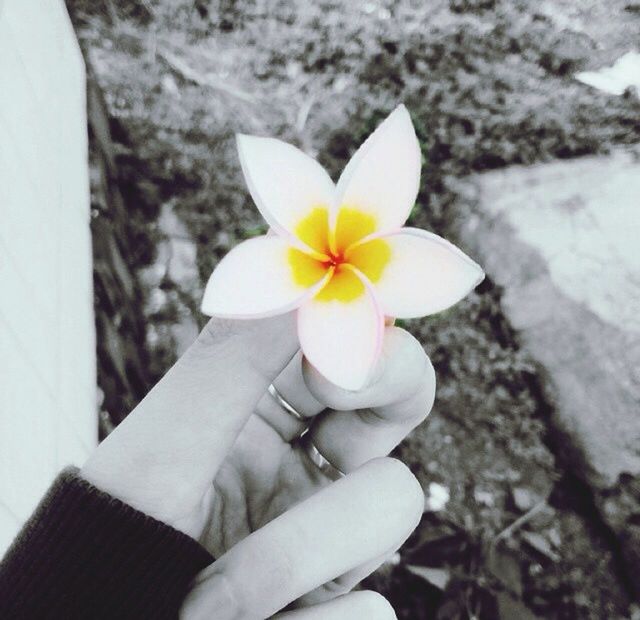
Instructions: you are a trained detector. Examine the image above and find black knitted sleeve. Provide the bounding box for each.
[0,467,214,619]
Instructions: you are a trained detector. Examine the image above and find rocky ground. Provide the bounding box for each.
[67,0,640,617]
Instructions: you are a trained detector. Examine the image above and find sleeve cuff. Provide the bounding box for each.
[0,467,214,619]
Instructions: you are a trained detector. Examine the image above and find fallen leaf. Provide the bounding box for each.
[497,592,541,620]
[406,565,450,590]
[521,531,560,562]
[489,544,523,596]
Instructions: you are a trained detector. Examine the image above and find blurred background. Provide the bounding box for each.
[1,0,639,618]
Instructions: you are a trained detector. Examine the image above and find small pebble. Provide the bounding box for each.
[512,487,539,512]
[474,488,495,507]
[425,482,450,512]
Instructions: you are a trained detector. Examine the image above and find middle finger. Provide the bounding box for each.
[258,326,435,475]
[303,326,435,474]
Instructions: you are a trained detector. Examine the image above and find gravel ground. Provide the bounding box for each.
[68,0,640,617]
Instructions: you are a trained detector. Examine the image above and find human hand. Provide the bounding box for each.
[81,313,435,619]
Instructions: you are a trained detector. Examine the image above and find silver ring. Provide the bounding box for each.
[267,384,345,481]
[300,431,346,481]
[267,384,305,421]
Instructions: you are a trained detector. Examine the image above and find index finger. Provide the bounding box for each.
[81,314,299,533]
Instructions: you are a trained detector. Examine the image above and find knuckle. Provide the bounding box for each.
[386,326,426,370]
[181,572,241,620]
[301,358,354,410]
[377,328,435,412]
[412,359,437,423]
[254,539,297,593]
[354,591,397,619]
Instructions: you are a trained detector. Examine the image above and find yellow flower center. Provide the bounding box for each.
[288,206,392,302]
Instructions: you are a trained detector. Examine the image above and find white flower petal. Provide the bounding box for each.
[365,228,484,318]
[335,104,421,233]
[237,134,336,246]
[201,236,329,319]
[298,276,383,390]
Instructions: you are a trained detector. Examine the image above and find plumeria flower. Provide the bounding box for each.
[202,105,484,390]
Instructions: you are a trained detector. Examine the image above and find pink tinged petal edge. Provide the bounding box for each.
[236,133,337,252]
[297,271,384,391]
[370,228,485,319]
[335,104,422,232]
[201,236,330,320]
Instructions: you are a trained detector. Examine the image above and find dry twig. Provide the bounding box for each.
[158,49,256,105]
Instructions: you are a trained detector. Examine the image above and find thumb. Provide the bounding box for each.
[82,313,298,532]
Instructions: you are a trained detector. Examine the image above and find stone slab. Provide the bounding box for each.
[462,150,640,486]
[460,150,640,590]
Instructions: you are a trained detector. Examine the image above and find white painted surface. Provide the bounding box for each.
[576,51,640,96]
[0,0,96,555]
